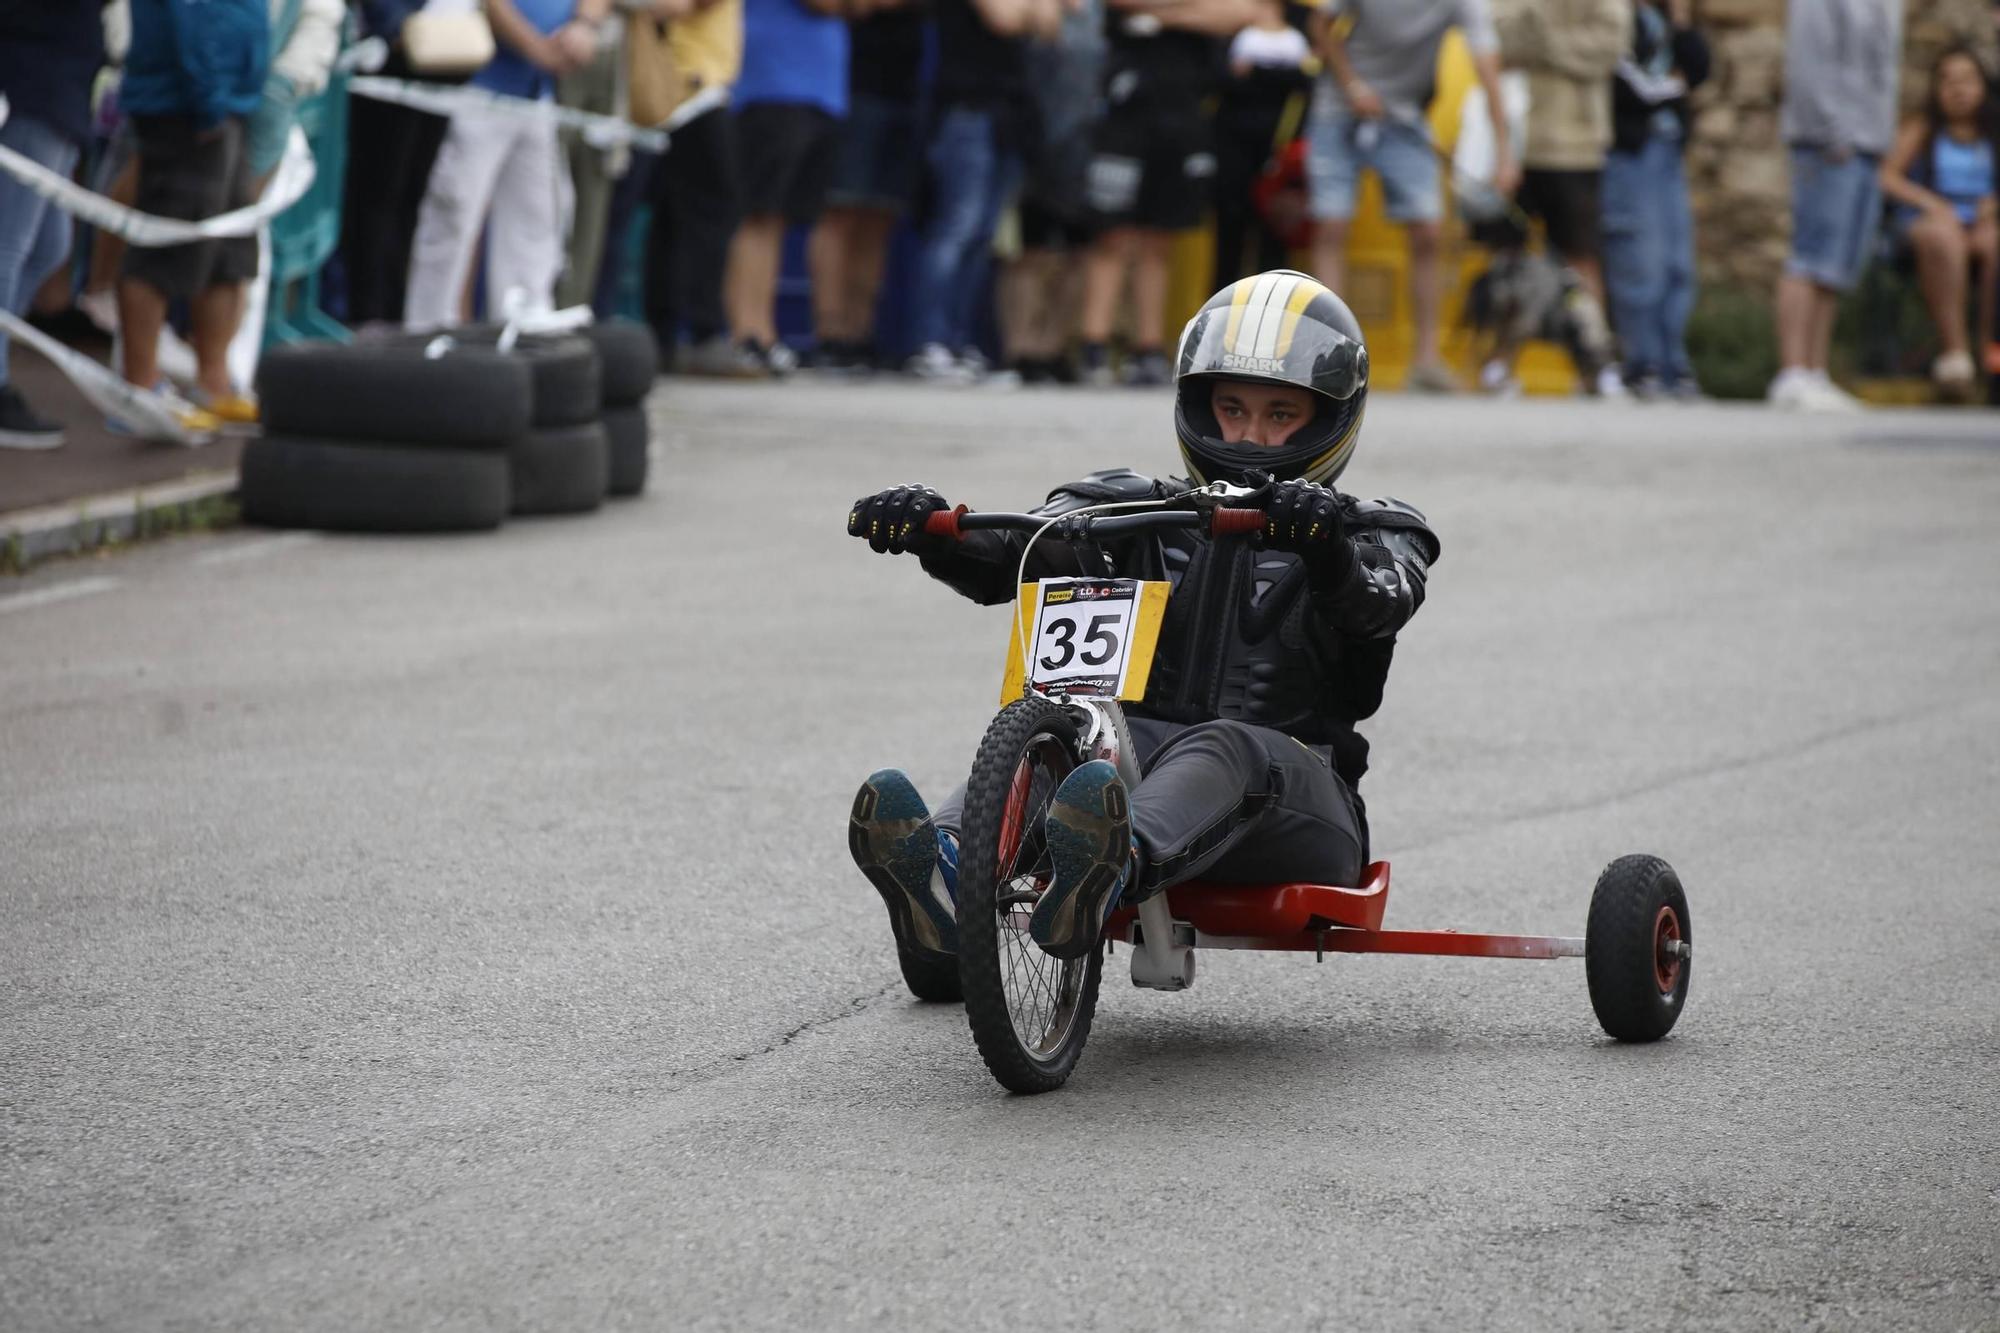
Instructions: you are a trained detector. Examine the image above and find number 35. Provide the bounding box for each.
[1040,614,1121,670]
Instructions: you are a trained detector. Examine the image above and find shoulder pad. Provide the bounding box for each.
[1348,496,1440,564]
[1045,468,1166,508]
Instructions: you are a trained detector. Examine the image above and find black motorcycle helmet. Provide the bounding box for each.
[1173,270,1370,487]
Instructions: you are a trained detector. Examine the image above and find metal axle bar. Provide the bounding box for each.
[1188,928,1588,959]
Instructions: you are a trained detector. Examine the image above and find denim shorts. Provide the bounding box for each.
[1305,95,1442,224]
[1787,145,1882,292]
[826,93,921,211]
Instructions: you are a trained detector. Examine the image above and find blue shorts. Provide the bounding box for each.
[826,93,920,212]
[1787,146,1882,292]
[1305,97,1442,224]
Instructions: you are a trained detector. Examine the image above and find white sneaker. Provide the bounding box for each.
[1804,369,1864,413]
[1594,365,1630,399]
[905,343,969,383]
[1766,367,1814,409]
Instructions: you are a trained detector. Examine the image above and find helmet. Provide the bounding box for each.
[1172,270,1369,487]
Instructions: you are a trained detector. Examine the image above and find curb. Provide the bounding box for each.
[1,472,240,574]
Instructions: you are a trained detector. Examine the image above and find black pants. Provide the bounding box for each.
[634,104,738,346]
[340,55,449,326]
[1211,109,1291,289]
[934,717,1366,898]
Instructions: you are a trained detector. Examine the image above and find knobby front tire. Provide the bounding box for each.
[955,697,1103,1094]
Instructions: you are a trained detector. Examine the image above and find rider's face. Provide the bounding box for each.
[1211,381,1318,449]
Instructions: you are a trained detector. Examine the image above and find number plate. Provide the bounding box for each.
[1000,577,1170,703]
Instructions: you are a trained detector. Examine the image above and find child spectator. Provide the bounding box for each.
[0,4,106,448]
[1603,0,1708,399]
[115,0,270,428]
[404,0,611,330]
[344,1,453,328]
[1880,46,1999,401]
[1768,0,1901,412]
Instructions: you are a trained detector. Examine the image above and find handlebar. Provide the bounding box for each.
[922,505,1266,542]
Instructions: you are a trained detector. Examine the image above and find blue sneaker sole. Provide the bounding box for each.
[1029,760,1131,960]
[849,769,957,956]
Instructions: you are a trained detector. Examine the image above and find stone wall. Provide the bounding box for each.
[1684,0,2000,293]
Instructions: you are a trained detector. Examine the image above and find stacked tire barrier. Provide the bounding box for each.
[239,319,658,532]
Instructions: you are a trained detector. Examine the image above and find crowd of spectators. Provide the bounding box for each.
[2,0,1998,452]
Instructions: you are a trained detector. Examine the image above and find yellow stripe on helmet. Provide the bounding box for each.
[1274,277,1330,357]
[1221,278,1257,351]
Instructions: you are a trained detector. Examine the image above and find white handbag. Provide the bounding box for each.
[401,0,496,78]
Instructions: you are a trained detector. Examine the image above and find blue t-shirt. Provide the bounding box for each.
[735,0,848,116]
[1932,135,1995,226]
[473,0,577,102]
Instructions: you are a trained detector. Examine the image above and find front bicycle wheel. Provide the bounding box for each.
[956,697,1104,1094]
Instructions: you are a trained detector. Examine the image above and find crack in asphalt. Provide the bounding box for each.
[1400,692,1979,857]
[660,980,909,1090]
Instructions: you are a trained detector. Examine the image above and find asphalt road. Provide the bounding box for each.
[4,383,1998,1331]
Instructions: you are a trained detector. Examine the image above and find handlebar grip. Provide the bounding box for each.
[922,505,969,541]
[1209,507,1265,537]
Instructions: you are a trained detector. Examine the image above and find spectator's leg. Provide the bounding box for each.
[1210,112,1264,289]
[0,117,80,387]
[1774,273,1816,371]
[913,108,990,353]
[485,120,573,317]
[949,128,1021,359]
[189,283,245,398]
[1304,101,1359,297]
[845,207,897,349]
[1806,285,1842,374]
[810,209,855,343]
[1909,211,1972,359]
[1600,146,1663,382]
[1310,220,1350,297]
[1658,142,1699,385]
[1131,228,1173,354]
[725,215,785,347]
[191,123,257,399]
[404,112,514,329]
[84,156,139,323]
[1406,220,1445,371]
[593,154,655,320]
[1970,210,1999,358]
[1080,229,1135,346]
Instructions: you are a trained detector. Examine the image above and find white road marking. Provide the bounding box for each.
[0,576,121,615]
[193,532,318,566]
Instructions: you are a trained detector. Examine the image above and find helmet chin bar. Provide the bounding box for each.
[1172,392,1355,488]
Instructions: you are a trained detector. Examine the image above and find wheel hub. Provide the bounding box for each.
[1652,905,1686,993]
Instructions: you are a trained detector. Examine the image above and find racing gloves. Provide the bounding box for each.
[848,485,951,555]
[1257,478,1357,587]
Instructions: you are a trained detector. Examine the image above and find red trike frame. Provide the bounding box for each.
[1101,862,1586,961]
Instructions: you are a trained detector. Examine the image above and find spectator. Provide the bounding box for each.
[115,0,269,426]
[1000,0,1105,383]
[1492,0,1628,318]
[343,2,453,328]
[1077,0,1261,387]
[1603,0,1708,399]
[720,0,849,378]
[596,0,744,372]
[1880,46,1998,402]
[1213,0,1311,288]
[1307,0,1518,395]
[1768,0,1901,412]
[0,3,106,449]
[404,0,610,330]
[811,0,925,374]
[554,17,626,311]
[906,0,1061,381]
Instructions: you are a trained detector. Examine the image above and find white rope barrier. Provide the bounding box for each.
[0,310,217,447]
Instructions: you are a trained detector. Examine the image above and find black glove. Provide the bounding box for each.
[1260,479,1355,584]
[848,485,951,555]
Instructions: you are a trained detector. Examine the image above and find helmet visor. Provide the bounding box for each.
[1177,303,1368,403]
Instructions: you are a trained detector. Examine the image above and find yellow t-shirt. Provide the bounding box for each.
[669,0,743,91]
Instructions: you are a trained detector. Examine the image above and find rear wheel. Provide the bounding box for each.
[1585,854,1691,1042]
[956,697,1101,1093]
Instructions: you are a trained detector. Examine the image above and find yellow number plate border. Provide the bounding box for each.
[999,579,1171,704]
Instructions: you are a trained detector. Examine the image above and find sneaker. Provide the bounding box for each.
[1931,350,1977,403]
[1078,342,1113,388]
[1804,369,1864,413]
[1593,364,1631,399]
[1028,760,1135,960]
[1766,366,1814,409]
[76,288,120,337]
[1664,375,1706,404]
[193,390,259,425]
[1626,373,1667,402]
[0,385,66,449]
[1478,359,1521,398]
[849,769,960,956]
[753,339,798,378]
[905,342,969,383]
[677,335,768,379]
[1406,360,1460,395]
[1120,348,1171,387]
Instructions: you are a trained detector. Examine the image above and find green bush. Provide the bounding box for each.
[1684,285,1779,400]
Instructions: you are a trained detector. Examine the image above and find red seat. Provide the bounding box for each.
[1103,861,1390,938]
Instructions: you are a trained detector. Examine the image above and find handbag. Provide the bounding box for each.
[625,13,686,128]
[401,0,497,78]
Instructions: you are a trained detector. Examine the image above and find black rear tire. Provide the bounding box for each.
[1585,854,1691,1042]
[956,697,1101,1094]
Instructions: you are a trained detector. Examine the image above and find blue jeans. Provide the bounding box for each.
[1602,136,1696,383]
[913,107,1021,353]
[0,114,81,385]
[1786,145,1881,293]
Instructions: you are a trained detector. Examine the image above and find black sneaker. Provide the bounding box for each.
[0,386,65,450]
[1120,348,1171,388]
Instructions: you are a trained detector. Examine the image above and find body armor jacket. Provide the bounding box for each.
[919,469,1440,792]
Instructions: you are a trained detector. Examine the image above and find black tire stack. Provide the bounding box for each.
[240,320,657,533]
